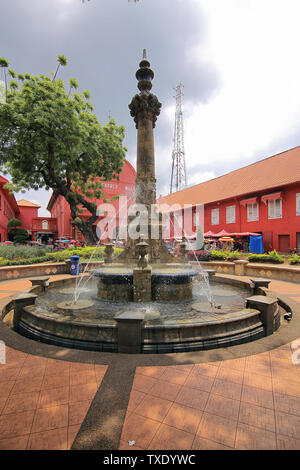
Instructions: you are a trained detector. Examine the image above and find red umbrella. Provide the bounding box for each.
[5,241,13,244]
[204,230,217,237]
[214,230,231,237]
[70,240,76,244]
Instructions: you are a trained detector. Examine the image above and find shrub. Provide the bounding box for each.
[0,245,50,260]
[224,250,242,261]
[7,218,22,228]
[12,228,30,244]
[0,245,123,266]
[48,246,106,262]
[210,250,241,261]
[0,255,53,266]
[289,254,300,265]
[210,250,228,260]
[247,250,284,264]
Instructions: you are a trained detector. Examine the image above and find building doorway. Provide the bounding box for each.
[296,232,300,250]
[278,234,290,253]
[263,231,273,252]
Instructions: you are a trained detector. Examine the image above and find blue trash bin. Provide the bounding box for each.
[70,255,80,275]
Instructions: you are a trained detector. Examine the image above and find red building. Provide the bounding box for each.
[0,181,57,243]
[16,200,58,243]
[157,147,300,253]
[47,159,136,241]
[0,160,136,244]
[0,175,20,242]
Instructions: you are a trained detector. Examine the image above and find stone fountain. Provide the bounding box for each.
[9,52,288,354]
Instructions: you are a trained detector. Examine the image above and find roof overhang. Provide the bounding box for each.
[240,197,258,206]
[261,192,283,204]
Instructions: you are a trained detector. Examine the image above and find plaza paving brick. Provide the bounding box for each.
[1,274,300,450]
[0,345,107,450]
[118,275,300,450]
[120,342,300,450]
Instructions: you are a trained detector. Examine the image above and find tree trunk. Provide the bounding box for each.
[54,183,100,246]
[76,222,98,245]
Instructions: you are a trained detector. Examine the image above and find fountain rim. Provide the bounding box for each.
[3,273,293,355]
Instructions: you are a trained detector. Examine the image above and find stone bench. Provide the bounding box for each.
[29,276,50,290]
[250,277,271,294]
[245,295,279,335]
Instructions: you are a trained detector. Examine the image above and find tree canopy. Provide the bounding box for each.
[82,0,139,2]
[0,56,127,244]
[7,218,29,243]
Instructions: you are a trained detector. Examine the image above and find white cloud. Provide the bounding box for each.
[7,0,300,208]
[188,170,215,187]
[160,0,300,184]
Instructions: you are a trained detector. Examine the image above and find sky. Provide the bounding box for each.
[2,0,300,216]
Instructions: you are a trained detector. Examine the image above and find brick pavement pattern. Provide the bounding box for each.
[0,347,107,450]
[0,274,300,450]
[119,343,300,450]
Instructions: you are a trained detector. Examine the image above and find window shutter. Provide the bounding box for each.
[226,205,236,224]
[247,202,259,221]
[211,208,219,225]
[268,199,282,219]
[275,199,282,218]
[296,194,300,216]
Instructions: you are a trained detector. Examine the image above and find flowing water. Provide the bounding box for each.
[35,278,248,325]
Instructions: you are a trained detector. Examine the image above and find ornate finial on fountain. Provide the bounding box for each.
[135,49,154,93]
[104,238,114,264]
[180,237,188,260]
[137,240,149,269]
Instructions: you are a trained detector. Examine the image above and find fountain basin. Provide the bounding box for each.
[9,274,286,353]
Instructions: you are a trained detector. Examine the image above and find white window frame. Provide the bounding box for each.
[296,193,300,216]
[193,212,199,227]
[247,202,259,222]
[226,205,236,224]
[176,212,183,228]
[42,220,49,230]
[268,198,282,219]
[211,208,219,225]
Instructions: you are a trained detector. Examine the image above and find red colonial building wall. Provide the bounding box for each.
[0,176,20,242]
[204,183,300,252]
[47,159,137,241]
[158,147,300,253]
[17,201,39,232]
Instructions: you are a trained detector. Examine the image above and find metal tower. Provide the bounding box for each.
[170,83,187,193]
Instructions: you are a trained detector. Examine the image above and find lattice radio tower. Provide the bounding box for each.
[170,83,187,194]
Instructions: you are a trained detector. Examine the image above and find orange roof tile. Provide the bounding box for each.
[157,146,300,210]
[17,199,41,208]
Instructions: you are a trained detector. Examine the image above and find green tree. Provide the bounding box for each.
[12,228,29,245]
[53,55,67,81]
[82,0,139,2]
[7,218,22,229]
[0,56,127,245]
[0,58,9,99]
[7,218,22,242]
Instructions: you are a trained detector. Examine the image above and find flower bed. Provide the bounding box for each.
[0,246,124,267]
[210,250,242,261]
[247,250,284,264]
[289,254,300,265]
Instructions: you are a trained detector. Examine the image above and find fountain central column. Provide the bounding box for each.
[126,50,173,264]
[130,51,160,208]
